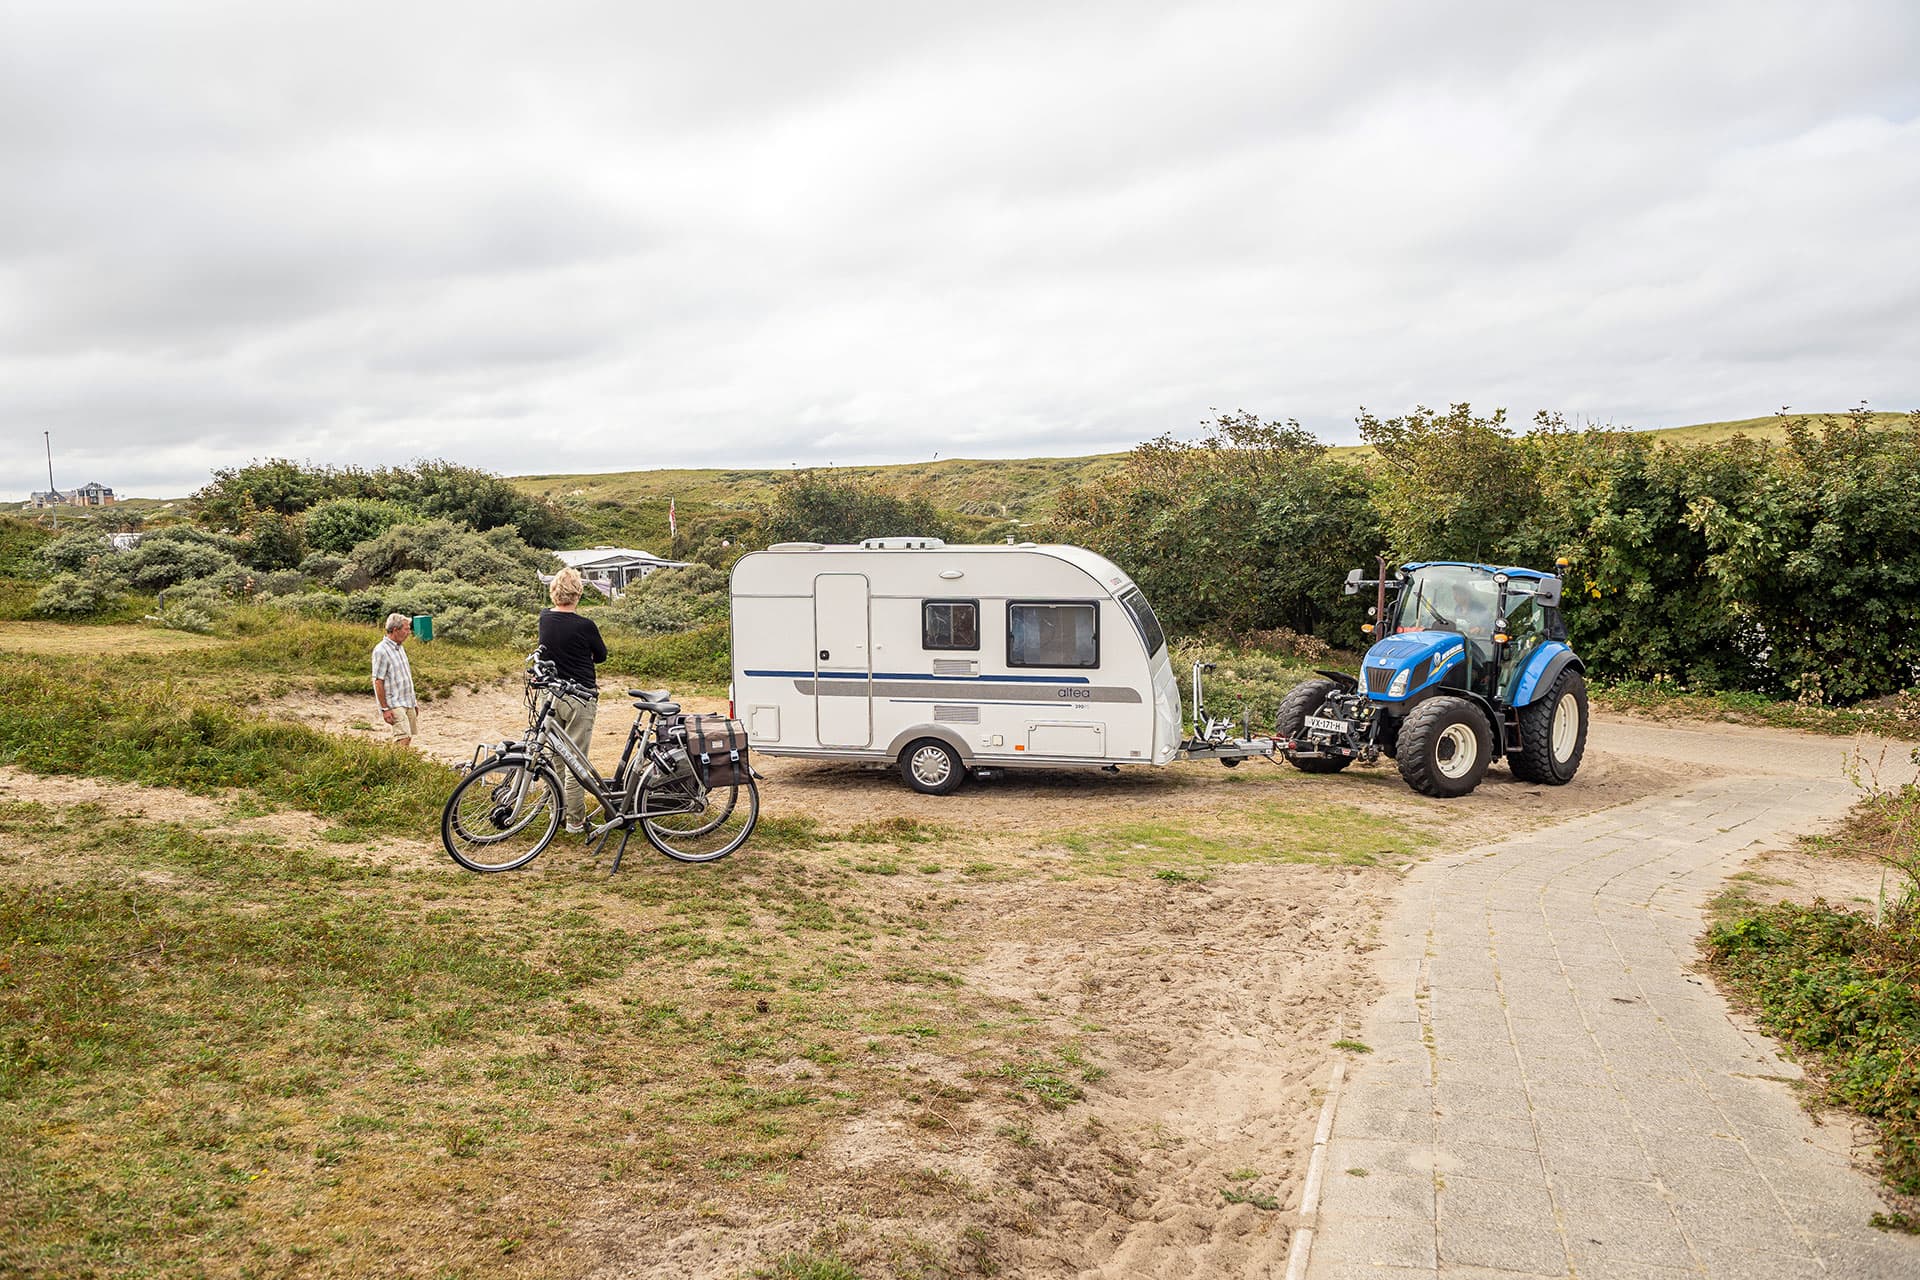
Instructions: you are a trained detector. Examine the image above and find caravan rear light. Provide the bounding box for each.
[727,683,734,719]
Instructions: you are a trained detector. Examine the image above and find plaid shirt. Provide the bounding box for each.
[371,636,416,708]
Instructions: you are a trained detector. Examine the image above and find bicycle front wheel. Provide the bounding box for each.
[443,757,563,872]
[641,776,758,863]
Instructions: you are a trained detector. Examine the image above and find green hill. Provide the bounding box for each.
[514,411,1914,549]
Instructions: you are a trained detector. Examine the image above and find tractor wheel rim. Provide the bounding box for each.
[911,746,952,787]
[1552,692,1579,761]
[1435,723,1477,779]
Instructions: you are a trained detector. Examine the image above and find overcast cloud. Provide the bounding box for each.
[4,0,1917,498]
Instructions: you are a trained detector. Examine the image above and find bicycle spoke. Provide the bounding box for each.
[642,777,757,863]
[443,760,560,872]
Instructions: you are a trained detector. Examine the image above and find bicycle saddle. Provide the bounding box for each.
[627,689,670,702]
[631,698,681,716]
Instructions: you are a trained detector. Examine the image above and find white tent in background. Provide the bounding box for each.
[546,546,690,599]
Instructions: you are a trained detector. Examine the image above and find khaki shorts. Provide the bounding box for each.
[387,705,419,740]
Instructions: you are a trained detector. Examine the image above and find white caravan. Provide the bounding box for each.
[729,539,1184,793]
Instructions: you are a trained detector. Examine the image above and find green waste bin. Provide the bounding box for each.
[411,614,433,642]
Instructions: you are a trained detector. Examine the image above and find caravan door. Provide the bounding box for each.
[813,574,872,747]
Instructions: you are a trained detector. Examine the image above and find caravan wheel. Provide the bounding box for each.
[900,738,965,796]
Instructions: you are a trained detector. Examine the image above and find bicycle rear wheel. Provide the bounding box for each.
[443,757,563,872]
[641,776,758,863]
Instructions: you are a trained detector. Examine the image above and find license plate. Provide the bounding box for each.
[1304,715,1352,735]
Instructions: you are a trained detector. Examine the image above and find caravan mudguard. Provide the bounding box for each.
[1511,642,1583,707]
[884,724,976,763]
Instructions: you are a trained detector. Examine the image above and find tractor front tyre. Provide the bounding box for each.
[1397,697,1493,797]
[1510,669,1589,784]
[1275,678,1353,774]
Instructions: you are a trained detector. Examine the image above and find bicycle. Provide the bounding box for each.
[442,658,758,873]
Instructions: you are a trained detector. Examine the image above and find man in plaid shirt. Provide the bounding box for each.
[371,613,419,748]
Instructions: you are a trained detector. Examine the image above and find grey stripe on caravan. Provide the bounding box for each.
[791,680,1142,704]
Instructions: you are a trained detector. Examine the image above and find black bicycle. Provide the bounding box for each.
[442,659,757,872]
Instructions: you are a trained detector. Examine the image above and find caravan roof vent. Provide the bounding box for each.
[859,537,946,550]
[770,541,826,551]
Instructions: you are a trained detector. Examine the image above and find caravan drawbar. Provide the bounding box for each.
[729,539,1193,793]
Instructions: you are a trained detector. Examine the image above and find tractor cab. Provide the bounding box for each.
[1276,559,1589,798]
[1373,562,1568,707]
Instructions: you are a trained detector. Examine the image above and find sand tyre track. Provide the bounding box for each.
[1509,667,1589,784]
[1395,696,1493,797]
[1275,678,1354,774]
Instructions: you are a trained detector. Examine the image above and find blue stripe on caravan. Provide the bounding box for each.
[743,669,1091,684]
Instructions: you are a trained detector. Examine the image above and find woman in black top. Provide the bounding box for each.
[538,568,607,833]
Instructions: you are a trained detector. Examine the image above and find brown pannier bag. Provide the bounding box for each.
[681,714,751,788]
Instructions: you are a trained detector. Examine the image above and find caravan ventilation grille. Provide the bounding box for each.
[933,705,981,724]
[931,659,976,676]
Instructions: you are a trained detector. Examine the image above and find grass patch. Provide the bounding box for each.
[1704,900,1920,1209]
[1221,1186,1279,1210]
[0,793,1076,1276]
[0,656,455,828]
[1332,1039,1373,1053]
[1057,802,1427,876]
[1594,679,1920,742]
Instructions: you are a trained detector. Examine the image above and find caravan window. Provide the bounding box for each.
[1117,587,1166,658]
[922,599,979,650]
[1008,602,1099,668]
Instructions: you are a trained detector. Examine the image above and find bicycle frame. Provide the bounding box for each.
[487,689,710,829]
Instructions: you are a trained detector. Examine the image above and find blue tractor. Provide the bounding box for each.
[1276,559,1588,797]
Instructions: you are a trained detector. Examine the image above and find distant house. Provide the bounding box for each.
[28,482,115,508]
[547,546,690,599]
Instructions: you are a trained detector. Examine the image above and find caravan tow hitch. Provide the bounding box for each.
[1177,662,1279,765]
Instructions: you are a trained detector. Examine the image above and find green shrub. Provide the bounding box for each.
[118,526,245,590]
[302,497,420,554]
[32,530,114,576]
[156,582,235,633]
[0,516,54,576]
[1050,412,1379,641]
[31,571,126,618]
[760,470,954,545]
[593,564,729,635]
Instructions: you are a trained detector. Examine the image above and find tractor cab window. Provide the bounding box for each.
[1394,567,1499,639]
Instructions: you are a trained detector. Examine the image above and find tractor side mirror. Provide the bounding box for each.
[1343,568,1364,596]
[1535,576,1563,607]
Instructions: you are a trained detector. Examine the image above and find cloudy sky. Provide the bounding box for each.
[4,1,1917,499]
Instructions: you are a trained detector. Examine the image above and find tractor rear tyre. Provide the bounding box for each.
[1397,696,1493,797]
[1275,678,1353,774]
[1510,669,1589,784]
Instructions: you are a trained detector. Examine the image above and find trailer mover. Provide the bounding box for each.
[728,539,1189,793]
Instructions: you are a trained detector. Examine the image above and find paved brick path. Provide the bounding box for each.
[1307,721,1920,1280]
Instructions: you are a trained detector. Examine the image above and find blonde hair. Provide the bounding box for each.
[549,568,585,607]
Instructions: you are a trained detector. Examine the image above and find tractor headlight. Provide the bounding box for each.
[1388,668,1411,698]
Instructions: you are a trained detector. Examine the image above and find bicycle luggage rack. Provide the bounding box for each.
[1177,661,1279,765]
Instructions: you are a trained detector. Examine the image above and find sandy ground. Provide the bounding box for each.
[217,679,1697,1276]
[0,667,1717,1279]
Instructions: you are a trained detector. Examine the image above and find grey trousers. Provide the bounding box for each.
[549,693,599,825]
